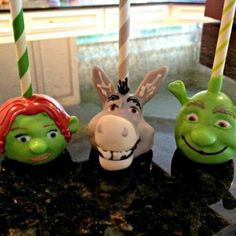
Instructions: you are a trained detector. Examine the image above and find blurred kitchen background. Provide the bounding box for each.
[0,0,236,224]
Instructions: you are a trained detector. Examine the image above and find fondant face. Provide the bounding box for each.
[88,66,168,171]
[175,91,236,164]
[4,113,67,165]
[89,93,154,171]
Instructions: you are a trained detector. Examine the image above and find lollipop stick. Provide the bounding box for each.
[9,0,32,97]
[211,0,236,79]
[119,0,130,82]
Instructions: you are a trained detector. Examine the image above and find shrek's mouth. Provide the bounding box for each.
[30,153,51,163]
[97,138,140,161]
[182,136,227,155]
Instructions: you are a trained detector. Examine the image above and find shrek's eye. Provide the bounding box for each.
[215,120,231,129]
[15,134,31,143]
[47,130,58,139]
[108,104,119,112]
[186,113,199,122]
[129,106,139,114]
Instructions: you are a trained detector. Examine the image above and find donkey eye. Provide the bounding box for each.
[108,104,119,112]
[129,106,139,114]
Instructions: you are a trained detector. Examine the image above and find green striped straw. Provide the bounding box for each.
[209,0,236,94]
[9,0,32,98]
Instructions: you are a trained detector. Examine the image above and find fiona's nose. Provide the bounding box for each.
[29,139,48,154]
[190,127,216,146]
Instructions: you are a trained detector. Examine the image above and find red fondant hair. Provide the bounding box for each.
[0,94,72,153]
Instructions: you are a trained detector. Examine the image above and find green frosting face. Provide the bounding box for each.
[175,91,236,164]
[4,113,67,165]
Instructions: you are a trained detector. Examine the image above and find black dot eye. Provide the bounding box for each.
[47,130,58,139]
[186,113,198,122]
[129,107,139,114]
[108,104,119,112]
[16,135,31,143]
[215,120,231,129]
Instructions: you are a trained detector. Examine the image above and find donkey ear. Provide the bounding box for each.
[134,66,168,104]
[92,65,116,104]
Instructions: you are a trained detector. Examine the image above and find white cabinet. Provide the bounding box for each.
[28,37,80,106]
[0,38,80,105]
[171,5,213,24]
[0,4,211,106]
[104,5,169,34]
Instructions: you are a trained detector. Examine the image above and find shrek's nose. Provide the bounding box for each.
[29,139,48,154]
[190,127,216,146]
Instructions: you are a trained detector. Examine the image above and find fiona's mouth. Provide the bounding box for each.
[30,153,51,163]
[97,138,140,161]
[182,136,227,155]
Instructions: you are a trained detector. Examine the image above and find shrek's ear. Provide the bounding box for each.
[68,116,79,134]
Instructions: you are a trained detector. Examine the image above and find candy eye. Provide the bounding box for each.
[108,104,119,112]
[129,106,139,114]
[215,120,231,129]
[186,113,199,122]
[47,130,58,139]
[15,134,31,143]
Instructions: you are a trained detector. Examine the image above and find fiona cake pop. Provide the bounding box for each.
[0,95,79,165]
[1,0,79,165]
[168,0,236,164]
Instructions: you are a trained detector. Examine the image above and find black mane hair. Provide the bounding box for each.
[117,77,130,95]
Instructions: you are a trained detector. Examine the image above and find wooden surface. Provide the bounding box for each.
[204,0,236,23]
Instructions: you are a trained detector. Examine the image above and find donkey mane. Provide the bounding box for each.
[117,78,130,95]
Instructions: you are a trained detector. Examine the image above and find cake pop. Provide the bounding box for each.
[88,66,167,171]
[0,95,78,165]
[88,0,167,171]
[168,0,236,164]
[2,0,79,165]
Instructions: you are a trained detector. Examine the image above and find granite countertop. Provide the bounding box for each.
[0,117,235,235]
[0,0,206,12]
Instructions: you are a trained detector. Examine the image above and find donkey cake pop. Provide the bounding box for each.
[88,66,167,171]
[0,0,79,165]
[88,0,168,171]
[168,0,236,164]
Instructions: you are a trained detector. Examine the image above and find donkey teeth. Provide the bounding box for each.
[113,152,123,160]
[97,146,133,160]
[97,147,112,160]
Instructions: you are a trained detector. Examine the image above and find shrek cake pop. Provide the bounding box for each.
[0,95,79,165]
[168,0,236,164]
[169,78,236,164]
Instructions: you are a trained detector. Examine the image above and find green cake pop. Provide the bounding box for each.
[1,1,79,165]
[169,76,236,164]
[169,0,236,164]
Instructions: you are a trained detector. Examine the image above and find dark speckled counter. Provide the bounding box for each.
[0,124,235,235]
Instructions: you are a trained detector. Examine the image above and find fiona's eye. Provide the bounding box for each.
[129,106,139,114]
[47,130,58,139]
[15,134,31,143]
[215,120,231,129]
[108,104,119,112]
[186,113,198,122]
